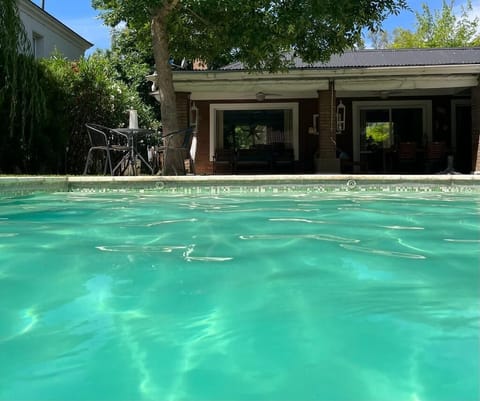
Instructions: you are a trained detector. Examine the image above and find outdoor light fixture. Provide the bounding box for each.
[308,114,319,135]
[336,100,346,132]
[190,101,198,127]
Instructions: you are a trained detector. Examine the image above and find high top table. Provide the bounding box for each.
[114,128,156,175]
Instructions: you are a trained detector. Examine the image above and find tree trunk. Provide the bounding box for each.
[151,0,184,175]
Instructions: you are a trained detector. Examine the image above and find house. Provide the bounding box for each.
[150,47,480,175]
[17,0,92,60]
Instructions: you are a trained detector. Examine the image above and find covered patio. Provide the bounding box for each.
[149,47,480,175]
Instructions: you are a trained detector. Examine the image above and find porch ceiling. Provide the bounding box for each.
[161,64,479,101]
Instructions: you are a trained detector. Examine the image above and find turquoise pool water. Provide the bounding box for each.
[0,189,478,401]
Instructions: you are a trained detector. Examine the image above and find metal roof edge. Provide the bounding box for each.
[219,47,480,71]
[171,64,480,82]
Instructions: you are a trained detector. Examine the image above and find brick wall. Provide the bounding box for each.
[317,83,336,159]
[193,101,213,174]
[472,83,480,173]
[175,92,190,129]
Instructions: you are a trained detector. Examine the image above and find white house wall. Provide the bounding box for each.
[17,0,92,60]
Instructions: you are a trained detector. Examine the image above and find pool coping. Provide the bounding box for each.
[1,174,480,196]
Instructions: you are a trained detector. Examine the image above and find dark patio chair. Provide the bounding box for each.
[83,123,130,175]
[213,148,236,174]
[397,141,417,172]
[158,127,194,175]
[236,147,273,173]
[271,142,294,173]
[424,141,446,173]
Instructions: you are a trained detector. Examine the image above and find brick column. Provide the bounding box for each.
[175,92,190,129]
[315,81,340,173]
[472,83,480,174]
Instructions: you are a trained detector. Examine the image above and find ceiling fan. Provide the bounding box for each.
[255,91,281,101]
[379,89,414,98]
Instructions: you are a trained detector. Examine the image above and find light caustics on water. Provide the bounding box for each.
[0,190,479,401]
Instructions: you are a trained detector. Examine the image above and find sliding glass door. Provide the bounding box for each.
[353,100,432,171]
[219,109,293,150]
[210,103,299,160]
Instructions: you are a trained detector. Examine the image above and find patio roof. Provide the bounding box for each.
[221,47,480,70]
[149,47,480,101]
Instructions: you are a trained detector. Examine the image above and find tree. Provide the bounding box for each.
[92,0,408,174]
[366,29,391,49]
[107,28,161,124]
[390,0,480,48]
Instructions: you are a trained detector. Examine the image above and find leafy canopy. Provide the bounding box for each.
[380,0,480,48]
[93,0,408,70]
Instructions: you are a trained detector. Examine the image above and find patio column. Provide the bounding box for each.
[315,81,340,173]
[175,92,190,129]
[472,83,480,174]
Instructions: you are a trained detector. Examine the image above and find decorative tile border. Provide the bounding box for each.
[0,176,68,197]
[0,174,479,197]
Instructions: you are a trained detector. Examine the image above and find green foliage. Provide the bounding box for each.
[0,0,159,174]
[366,122,392,148]
[366,29,391,49]
[94,0,408,71]
[40,52,160,174]
[107,28,160,121]
[0,0,46,173]
[390,0,480,48]
[176,0,408,69]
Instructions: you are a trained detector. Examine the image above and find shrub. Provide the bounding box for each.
[1,0,159,174]
[40,53,159,174]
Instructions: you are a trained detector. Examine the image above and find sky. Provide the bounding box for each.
[32,0,480,55]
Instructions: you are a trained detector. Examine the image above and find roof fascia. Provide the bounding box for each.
[169,65,479,97]
[172,65,480,84]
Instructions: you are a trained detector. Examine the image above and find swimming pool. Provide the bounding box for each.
[0,188,478,401]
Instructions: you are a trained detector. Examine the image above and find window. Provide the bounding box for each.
[32,32,44,59]
[353,100,432,164]
[209,103,299,160]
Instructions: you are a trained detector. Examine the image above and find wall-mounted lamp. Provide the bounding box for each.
[308,114,319,135]
[190,101,198,128]
[336,100,346,132]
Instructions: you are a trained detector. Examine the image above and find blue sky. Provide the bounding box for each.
[32,0,480,55]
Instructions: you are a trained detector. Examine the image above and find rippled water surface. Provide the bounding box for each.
[0,190,479,401]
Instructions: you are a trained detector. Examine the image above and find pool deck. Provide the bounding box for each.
[1,174,479,196]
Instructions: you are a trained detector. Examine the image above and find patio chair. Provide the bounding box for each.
[424,141,446,173]
[213,148,236,174]
[271,142,295,173]
[236,147,273,174]
[397,141,417,172]
[158,127,194,175]
[83,123,130,175]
